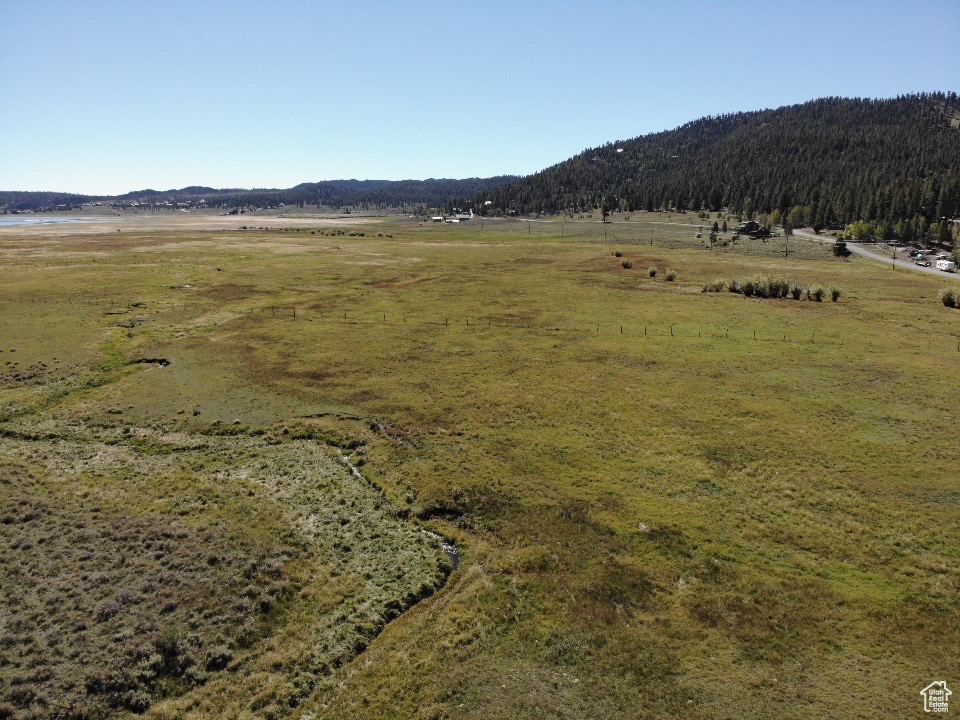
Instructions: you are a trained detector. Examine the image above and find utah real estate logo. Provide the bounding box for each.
[921,681,951,713]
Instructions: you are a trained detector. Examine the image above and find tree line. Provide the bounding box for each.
[1,178,519,214]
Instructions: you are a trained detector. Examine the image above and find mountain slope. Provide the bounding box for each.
[476,93,960,233]
[1,177,519,213]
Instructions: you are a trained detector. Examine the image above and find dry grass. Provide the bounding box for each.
[1,212,958,718]
[0,419,446,719]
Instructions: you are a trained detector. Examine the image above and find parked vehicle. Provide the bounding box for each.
[915,257,932,267]
[935,258,956,272]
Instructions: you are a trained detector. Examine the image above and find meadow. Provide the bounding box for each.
[1,212,958,719]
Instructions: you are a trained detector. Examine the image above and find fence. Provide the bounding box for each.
[185,304,960,352]
[8,297,960,352]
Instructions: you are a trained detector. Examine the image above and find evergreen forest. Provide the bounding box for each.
[473,93,960,243]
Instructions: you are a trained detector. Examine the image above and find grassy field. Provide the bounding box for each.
[1,212,958,719]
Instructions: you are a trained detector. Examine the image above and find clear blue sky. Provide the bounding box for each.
[1,0,957,195]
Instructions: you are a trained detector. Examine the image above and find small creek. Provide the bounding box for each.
[335,448,460,571]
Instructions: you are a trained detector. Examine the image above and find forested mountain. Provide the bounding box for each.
[7,93,959,242]
[474,93,960,240]
[0,191,92,212]
[1,177,519,213]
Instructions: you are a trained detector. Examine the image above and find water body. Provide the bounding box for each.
[0,215,118,227]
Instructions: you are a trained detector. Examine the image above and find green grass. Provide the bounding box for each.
[0,212,958,718]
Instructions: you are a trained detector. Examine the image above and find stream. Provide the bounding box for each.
[335,447,460,570]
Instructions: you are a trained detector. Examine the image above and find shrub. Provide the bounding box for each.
[614,251,623,257]
[830,287,842,302]
[833,241,851,257]
[749,274,769,298]
[665,269,677,282]
[205,644,234,671]
[743,274,787,299]
[123,690,152,713]
[648,266,657,277]
[728,275,826,301]
[769,276,790,298]
[939,287,958,308]
[621,259,633,269]
[95,599,122,620]
[701,278,727,293]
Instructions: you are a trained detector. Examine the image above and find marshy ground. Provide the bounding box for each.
[1,211,958,718]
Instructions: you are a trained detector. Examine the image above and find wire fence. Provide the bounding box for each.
[7,296,960,352]
[182,304,960,352]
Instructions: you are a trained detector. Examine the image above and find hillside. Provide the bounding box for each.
[476,93,960,238]
[0,177,518,214]
[0,191,92,212]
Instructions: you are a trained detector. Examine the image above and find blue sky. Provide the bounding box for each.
[1,0,957,195]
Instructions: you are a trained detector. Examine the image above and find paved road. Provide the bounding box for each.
[793,229,957,278]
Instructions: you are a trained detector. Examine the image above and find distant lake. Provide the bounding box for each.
[0,215,117,227]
